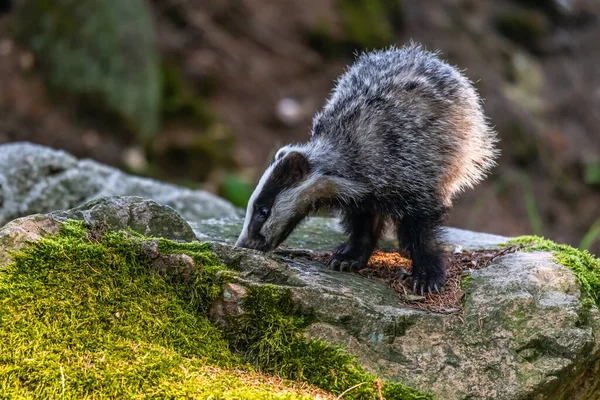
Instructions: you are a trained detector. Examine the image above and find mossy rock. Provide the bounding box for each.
[2,171,599,398]
[49,196,197,242]
[0,211,429,398]
[198,217,600,399]
[14,0,161,139]
[0,219,330,398]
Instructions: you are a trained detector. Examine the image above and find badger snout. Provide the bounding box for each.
[235,234,271,252]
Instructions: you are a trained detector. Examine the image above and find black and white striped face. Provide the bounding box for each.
[235,149,312,252]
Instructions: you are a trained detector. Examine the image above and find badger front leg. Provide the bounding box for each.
[327,211,384,272]
[395,209,447,295]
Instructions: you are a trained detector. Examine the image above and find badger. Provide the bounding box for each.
[235,43,499,294]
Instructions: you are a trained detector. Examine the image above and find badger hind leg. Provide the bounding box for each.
[395,210,447,295]
[327,211,384,272]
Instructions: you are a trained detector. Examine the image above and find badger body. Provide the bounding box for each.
[236,44,498,294]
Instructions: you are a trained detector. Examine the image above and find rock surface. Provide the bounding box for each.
[210,242,600,400]
[50,196,197,242]
[0,143,240,226]
[0,146,598,398]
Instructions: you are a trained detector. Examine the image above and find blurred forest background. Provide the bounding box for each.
[0,0,599,254]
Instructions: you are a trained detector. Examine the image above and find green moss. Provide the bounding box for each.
[227,285,432,400]
[0,220,430,398]
[0,221,316,398]
[507,236,600,308]
[460,275,474,291]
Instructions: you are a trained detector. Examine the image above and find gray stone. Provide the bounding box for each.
[210,244,600,400]
[50,196,196,242]
[0,196,198,268]
[0,143,240,226]
[0,214,61,269]
[441,227,510,251]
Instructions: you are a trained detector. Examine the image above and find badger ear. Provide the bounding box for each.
[281,151,309,182]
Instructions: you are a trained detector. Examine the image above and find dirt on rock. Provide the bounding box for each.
[317,246,525,314]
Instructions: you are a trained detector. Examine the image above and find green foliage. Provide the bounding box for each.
[336,0,404,50]
[584,162,600,185]
[14,0,161,139]
[0,221,312,398]
[220,173,254,208]
[227,285,433,400]
[161,61,215,128]
[579,218,600,251]
[508,236,600,308]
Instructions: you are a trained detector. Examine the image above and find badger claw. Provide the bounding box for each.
[326,255,366,272]
[396,271,444,295]
[326,258,341,271]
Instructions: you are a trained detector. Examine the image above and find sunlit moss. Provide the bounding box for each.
[227,285,433,400]
[0,221,315,398]
[0,220,430,398]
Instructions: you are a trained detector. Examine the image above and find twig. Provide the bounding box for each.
[60,366,65,397]
[487,245,523,266]
[374,378,385,400]
[335,382,368,399]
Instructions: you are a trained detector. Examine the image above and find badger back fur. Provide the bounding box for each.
[236,43,499,294]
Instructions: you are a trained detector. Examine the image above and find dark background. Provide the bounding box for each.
[1,0,599,254]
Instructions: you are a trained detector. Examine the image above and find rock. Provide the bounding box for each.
[209,283,247,327]
[50,196,196,242]
[0,142,597,398]
[192,216,510,252]
[0,184,597,398]
[0,196,197,268]
[209,242,600,400]
[0,143,240,226]
[0,214,61,269]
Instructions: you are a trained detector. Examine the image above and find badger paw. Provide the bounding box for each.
[395,269,445,296]
[326,242,370,272]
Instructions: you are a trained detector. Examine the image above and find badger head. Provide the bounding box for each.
[235,148,315,252]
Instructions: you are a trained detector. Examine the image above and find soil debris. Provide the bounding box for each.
[313,245,523,313]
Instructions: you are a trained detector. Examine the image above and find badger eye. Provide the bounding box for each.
[258,207,269,219]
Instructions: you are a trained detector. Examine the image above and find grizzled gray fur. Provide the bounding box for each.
[236,43,499,294]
